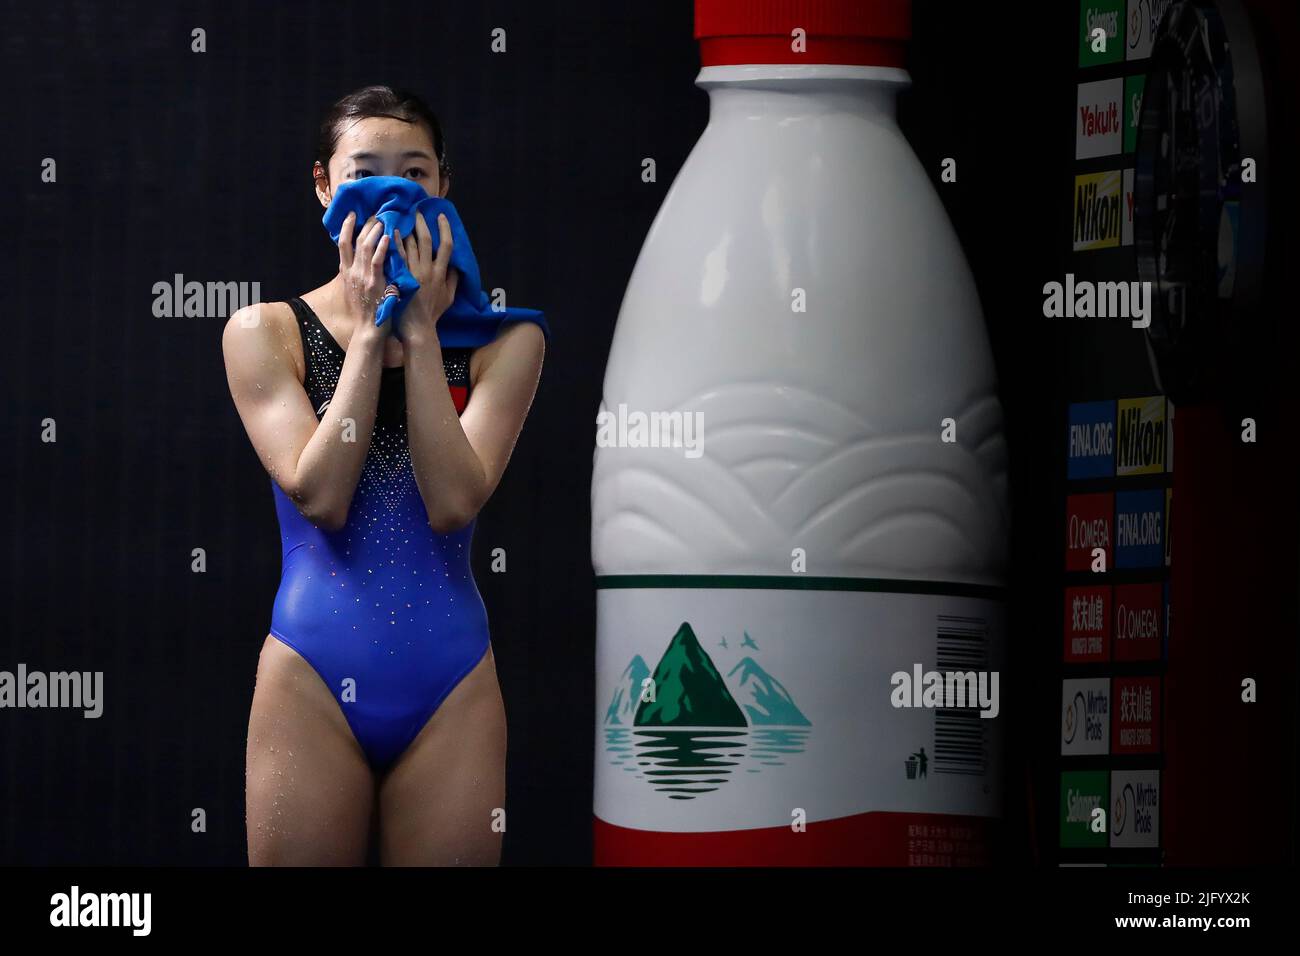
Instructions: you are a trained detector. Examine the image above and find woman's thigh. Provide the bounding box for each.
[246,635,375,866]
[377,644,507,866]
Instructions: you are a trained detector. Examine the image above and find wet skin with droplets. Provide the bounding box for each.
[269,297,486,772]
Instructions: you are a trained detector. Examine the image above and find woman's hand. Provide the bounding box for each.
[337,212,393,343]
[393,210,459,344]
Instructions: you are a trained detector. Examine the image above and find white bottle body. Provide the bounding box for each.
[592,65,1009,863]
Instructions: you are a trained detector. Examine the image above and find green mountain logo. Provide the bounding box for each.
[727,657,811,726]
[602,620,813,799]
[634,622,747,727]
[605,655,651,725]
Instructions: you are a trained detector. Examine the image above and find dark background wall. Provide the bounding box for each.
[1,0,1288,865]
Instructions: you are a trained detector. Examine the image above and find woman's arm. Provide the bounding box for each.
[404,321,545,532]
[393,210,546,532]
[223,304,387,531]
[222,213,394,530]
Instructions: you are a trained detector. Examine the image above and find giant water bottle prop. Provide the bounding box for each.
[592,0,1009,865]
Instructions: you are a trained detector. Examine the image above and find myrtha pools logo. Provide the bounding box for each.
[1064,690,1085,745]
[1062,679,1110,756]
[1111,771,1160,847]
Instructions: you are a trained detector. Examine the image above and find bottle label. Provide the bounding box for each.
[594,576,1006,865]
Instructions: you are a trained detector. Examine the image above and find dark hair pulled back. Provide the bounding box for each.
[316,85,450,181]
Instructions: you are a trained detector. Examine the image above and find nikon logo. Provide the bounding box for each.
[1072,172,1122,250]
[1116,398,1166,475]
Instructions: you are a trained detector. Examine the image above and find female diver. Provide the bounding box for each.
[222,86,545,865]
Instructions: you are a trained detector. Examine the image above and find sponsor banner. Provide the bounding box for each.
[1166,399,1174,473]
[1060,770,1109,848]
[1122,167,1135,247]
[1080,1,1125,67]
[1064,585,1111,663]
[1164,488,1172,567]
[1076,78,1123,159]
[1061,677,1110,756]
[1115,488,1164,569]
[1163,581,1171,656]
[1111,769,1160,848]
[1127,0,1176,61]
[1067,400,1116,479]
[1112,676,1161,754]
[1066,492,1113,571]
[1073,170,1123,251]
[1123,74,1145,153]
[1113,583,1162,662]
[1117,396,1165,475]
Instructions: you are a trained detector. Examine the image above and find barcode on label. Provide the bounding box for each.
[933,614,989,777]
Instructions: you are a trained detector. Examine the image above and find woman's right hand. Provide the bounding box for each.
[337,212,393,341]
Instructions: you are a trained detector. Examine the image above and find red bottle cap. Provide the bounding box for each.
[695,0,911,68]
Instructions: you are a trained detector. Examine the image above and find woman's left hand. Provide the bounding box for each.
[394,210,459,342]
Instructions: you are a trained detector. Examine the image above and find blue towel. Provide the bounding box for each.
[322,176,547,348]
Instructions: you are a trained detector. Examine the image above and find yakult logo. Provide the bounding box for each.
[1076,79,1123,159]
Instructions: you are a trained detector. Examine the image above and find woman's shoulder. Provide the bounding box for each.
[468,320,545,383]
[225,299,299,335]
[222,300,305,376]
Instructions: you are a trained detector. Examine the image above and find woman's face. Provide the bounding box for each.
[315,116,447,207]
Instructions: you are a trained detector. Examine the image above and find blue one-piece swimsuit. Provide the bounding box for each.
[269,296,487,773]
